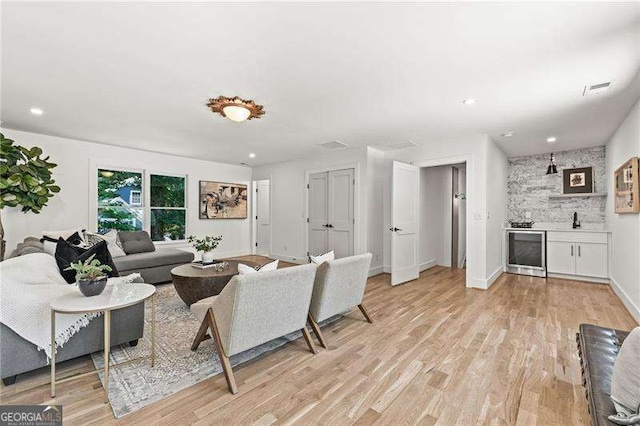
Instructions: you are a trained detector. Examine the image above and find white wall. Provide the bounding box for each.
[485,139,508,282]
[458,166,467,268]
[366,147,385,274]
[419,166,448,269]
[252,147,370,265]
[1,129,253,257]
[606,99,640,322]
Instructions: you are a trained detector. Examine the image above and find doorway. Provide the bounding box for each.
[253,179,271,256]
[307,168,355,259]
[416,162,466,270]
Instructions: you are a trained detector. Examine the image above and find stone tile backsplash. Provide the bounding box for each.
[507,146,606,224]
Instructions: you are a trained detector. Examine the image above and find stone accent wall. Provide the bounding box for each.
[507,146,606,224]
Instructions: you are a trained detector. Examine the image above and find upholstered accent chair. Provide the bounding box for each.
[190,263,318,394]
[308,253,373,348]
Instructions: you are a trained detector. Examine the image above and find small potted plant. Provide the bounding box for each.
[188,235,222,264]
[65,254,112,297]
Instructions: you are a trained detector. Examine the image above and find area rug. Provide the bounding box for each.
[91,282,324,418]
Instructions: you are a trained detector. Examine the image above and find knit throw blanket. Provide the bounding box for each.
[0,253,140,359]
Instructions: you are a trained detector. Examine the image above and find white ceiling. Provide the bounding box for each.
[2,2,639,165]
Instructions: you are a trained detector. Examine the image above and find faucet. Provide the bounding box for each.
[573,212,581,229]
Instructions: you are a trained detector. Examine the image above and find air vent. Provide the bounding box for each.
[319,140,350,149]
[378,141,419,151]
[583,81,612,96]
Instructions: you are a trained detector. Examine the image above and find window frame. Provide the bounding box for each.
[91,163,188,244]
[148,171,188,244]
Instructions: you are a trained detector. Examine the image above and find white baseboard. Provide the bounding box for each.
[368,265,385,277]
[383,265,391,274]
[609,276,640,324]
[470,266,504,290]
[270,253,306,264]
[419,259,438,272]
[547,273,609,284]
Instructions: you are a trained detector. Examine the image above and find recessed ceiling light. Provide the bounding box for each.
[249,153,256,158]
[547,136,557,143]
[462,98,477,105]
[501,131,514,138]
[30,107,44,115]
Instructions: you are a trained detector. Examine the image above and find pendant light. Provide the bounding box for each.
[546,153,558,175]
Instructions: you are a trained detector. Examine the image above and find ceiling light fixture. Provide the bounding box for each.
[501,131,514,138]
[249,153,256,158]
[30,107,44,115]
[546,153,558,175]
[207,96,264,122]
[547,136,557,143]
[462,98,477,105]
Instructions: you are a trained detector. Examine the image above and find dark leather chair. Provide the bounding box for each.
[577,323,630,426]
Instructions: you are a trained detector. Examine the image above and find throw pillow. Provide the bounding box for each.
[84,230,127,258]
[238,260,279,275]
[609,327,640,425]
[55,239,119,284]
[310,250,335,265]
[119,231,156,254]
[42,231,85,246]
[42,229,86,245]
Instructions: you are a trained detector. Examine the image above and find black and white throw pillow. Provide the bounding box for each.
[55,239,119,284]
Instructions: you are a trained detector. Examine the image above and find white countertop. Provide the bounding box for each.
[502,225,611,234]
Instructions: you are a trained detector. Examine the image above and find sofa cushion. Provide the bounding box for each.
[119,231,156,254]
[114,248,194,271]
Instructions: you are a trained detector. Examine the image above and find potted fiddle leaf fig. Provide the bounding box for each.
[188,234,222,264]
[65,254,112,297]
[0,133,60,259]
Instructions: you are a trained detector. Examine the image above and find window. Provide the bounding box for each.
[97,169,143,233]
[97,168,187,241]
[129,190,142,206]
[150,174,186,241]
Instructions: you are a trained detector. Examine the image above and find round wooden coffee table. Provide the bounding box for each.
[171,260,259,306]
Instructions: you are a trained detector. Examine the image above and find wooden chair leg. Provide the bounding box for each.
[307,313,327,348]
[191,315,210,351]
[207,309,238,394]
[301,326,318,354]
[358,304,373,323]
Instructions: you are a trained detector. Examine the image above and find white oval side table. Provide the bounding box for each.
[49,283,156,402]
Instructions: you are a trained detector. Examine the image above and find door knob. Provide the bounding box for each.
[390,227,402,232]
[327,224,334,228]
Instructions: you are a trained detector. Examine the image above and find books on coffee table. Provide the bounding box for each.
[190,260,220,269]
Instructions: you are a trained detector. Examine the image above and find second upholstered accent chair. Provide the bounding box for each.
[307,253,373,348]
[190,263,318,394]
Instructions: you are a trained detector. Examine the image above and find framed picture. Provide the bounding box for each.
[614,157,639,214]
[562,167,593,194]
[199,181,248,219]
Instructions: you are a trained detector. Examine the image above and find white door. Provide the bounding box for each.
[391,161,420,286]
[328,168,354,258]
[256,180,270,256]
[308,172,329,257]
[547,241,575,275]
[576,243,608,278]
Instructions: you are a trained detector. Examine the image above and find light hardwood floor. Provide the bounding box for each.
[1,262,636,425]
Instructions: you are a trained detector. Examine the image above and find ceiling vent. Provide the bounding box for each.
[378,141,419,151]
[583,81,612,96]
[319,140,350,149]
